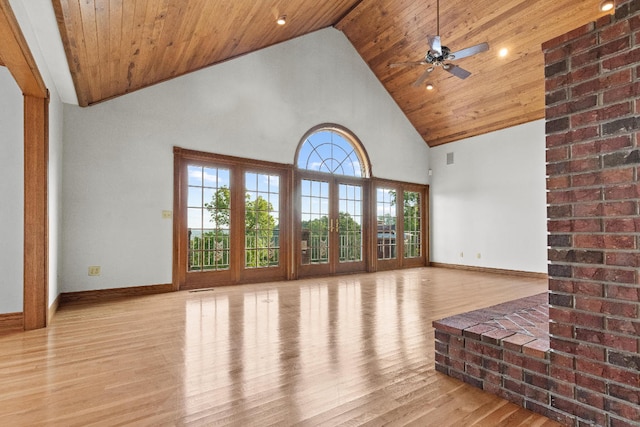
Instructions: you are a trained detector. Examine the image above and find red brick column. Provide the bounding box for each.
[544,1,640,426]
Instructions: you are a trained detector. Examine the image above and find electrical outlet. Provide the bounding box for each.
[162,210,173,219]
[88,266,101,276]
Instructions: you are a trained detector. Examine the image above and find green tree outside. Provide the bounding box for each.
[191,186,279,269]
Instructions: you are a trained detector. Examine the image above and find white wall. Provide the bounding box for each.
[0,68,24,313]
[48,93,64,307]
[62,28,429,292]
[429,120,547,273]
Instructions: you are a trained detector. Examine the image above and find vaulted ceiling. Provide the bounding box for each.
[51,0,610,146]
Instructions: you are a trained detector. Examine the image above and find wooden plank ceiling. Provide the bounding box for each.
[337,0,610,146]
[52,0,610,146]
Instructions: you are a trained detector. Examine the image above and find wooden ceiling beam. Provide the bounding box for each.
[0,0,47,98]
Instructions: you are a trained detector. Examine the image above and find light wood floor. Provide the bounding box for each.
[0,267,560,426]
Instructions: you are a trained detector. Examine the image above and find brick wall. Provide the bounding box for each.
[544,0,640,426]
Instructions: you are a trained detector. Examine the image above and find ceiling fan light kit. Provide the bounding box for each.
[389,0,489,87]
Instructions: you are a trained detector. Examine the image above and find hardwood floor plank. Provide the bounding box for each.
[0,267,559,425]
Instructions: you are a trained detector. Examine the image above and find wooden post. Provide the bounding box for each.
[0,0,49,330]
[23,94,49,330]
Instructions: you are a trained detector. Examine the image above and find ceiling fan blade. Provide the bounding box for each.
[428,35,442,56]
[449,42,489,60]
[389,61,427,68]
[445,64,472,79]
[412,67,434,87]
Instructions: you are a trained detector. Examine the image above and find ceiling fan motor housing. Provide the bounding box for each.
[426,46,451,64]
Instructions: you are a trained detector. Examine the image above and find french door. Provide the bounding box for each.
[375,182,427,271]
[174,148,291,290]
[174,147,427,290]
[298,173,368,277]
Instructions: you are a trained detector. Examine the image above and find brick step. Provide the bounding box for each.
[432,293,567,423]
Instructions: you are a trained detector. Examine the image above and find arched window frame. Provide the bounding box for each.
[294,124,372,178]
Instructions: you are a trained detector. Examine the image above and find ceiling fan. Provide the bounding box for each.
[390,0,489,86]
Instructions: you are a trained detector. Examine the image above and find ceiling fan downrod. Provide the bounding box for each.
[436,0,440,36]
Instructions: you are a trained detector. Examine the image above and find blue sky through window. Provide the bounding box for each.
[297,130,362,177]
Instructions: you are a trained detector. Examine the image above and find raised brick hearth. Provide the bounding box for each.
[432,294,569,423]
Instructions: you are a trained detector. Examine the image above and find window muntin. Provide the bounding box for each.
[297,129,365,177]
[188,165,231,271]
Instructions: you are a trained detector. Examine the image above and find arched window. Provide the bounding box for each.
[296,125,370,178]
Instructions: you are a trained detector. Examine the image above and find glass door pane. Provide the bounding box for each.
[376,187,397,260]
[403,191,422,259]
[338,183,362,263]
[245,172,280,269]
[188,165,231,271]
[301,179,330,265]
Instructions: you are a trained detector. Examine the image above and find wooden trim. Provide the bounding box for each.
[172,151,184,291]
[429,262,548,280]
[48,293,60,324]
[173,146,292,170]
[23,95,49,330]
[0,0,47,98]
[60,284,174,306]
[425,185,430,265]
[1,0,50,332]
[0,312,24,332]
[286,167,296,280]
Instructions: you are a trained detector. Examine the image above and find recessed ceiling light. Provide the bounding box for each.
[277,15,287,25]
[426,84,434,91]
[600,0,614,12]
[499,48,508,58]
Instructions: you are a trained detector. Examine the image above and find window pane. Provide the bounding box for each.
[188,187,202,207]
[377,188,397,260]
[188,208,202,229]
[245,172,280,269]
[404,191,422,258]
[188,165,231,272]
[246,172,257,191]
[296,129,364,177]
[338,184,363,263]
[301,179,330,265]
[188,165,202,186]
